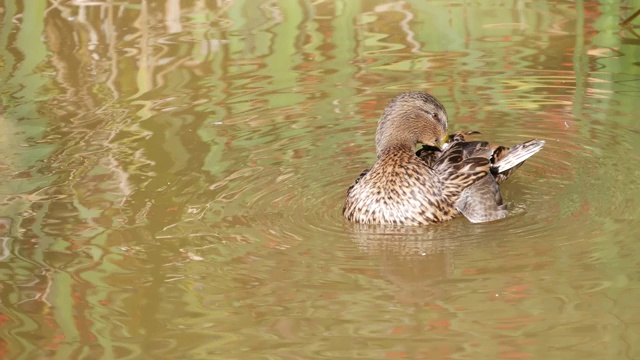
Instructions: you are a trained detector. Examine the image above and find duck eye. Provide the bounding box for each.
[433,113,439,121]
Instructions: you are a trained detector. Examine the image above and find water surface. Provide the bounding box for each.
[1,0,640,359]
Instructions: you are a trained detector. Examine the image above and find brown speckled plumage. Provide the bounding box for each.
[343,91,544,225]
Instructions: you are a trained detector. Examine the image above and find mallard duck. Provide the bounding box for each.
[343,91,544,225]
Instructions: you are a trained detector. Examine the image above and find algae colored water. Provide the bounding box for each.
[1,1,639,359]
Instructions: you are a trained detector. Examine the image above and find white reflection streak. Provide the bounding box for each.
[71,0,105,4]
[45,0,73,18]
[0,238,9,261]
[106,1,121,99]
[375,2,421,53]
[135,0,153,95]
[47,0,122,98]
[76,3,101,60]
[262,0,285,24]
[165,0,182,34]
[516,0,527,31]
[15,271,54,307]
[106,155,133,200]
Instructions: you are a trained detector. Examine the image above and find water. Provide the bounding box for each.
[1,0,639,358]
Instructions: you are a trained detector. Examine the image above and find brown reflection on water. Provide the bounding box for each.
[352,228,455,305]
[0,0,640,358]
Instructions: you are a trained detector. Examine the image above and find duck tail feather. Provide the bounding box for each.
[493,139,545,174]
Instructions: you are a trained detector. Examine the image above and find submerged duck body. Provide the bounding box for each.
[343,91,544,225]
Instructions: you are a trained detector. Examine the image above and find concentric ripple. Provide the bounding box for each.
[159,91,640,260]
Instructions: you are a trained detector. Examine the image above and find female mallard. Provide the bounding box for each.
[343,91,544,225]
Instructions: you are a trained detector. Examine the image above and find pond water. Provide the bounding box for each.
[1,0,640,358]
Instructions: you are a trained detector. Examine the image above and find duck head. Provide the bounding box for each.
[375,91,448,158]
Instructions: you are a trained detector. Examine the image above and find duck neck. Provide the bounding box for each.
[376,142,415,158]
[375,115,419,158]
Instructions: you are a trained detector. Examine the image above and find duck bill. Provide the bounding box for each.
[438,134,450,150]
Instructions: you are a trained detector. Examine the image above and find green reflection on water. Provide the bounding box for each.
[0,0,639,359]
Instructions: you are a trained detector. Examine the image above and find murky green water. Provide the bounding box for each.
[1,0,640,358]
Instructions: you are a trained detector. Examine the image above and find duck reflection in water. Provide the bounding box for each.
[351,224,454,304]
[348,221,504,305]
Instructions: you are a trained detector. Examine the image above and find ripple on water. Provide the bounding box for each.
[158,84,640,276]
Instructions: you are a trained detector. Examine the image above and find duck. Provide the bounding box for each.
[343,91,544,225]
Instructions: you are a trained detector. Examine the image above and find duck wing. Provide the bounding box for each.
[418,134,545,224]
[415,145,440,167]
[456,176,508,223]
[431,141,491,195]
[437,138,509,223]
[457,139,544,223]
